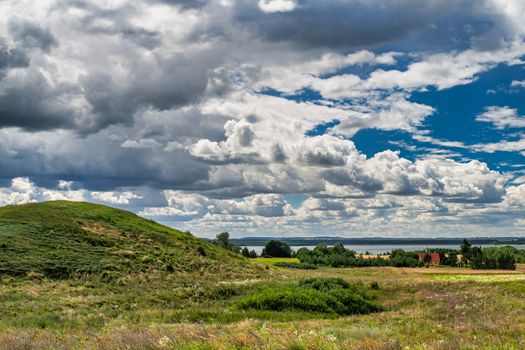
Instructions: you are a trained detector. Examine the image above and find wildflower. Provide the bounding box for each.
[327,334,337,342]
[158,336,172,348]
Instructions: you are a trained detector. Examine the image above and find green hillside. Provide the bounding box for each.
[0,201,257,280]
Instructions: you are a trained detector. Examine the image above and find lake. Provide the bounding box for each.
[244,244,525,255]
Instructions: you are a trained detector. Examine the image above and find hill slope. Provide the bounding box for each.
[0,201,257,280]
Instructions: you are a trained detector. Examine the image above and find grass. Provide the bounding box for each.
[0,201,259,280]
[253,257,300,265]
[1,202,525,349]
[428,274,525,282]
[0,266,524,348]
[273,262,318,269]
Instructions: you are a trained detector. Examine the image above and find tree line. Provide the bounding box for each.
[458,239,518,270]
[296,244,423,268]
[213,233,522,270]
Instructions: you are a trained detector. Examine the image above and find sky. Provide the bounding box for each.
[1,0,525,238]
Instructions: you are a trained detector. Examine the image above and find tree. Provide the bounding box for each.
[470,246,483,269]
[460,238,472,264]
[497,251,516,270]
[249,250,258,258]
[313,243,330,255]
[422,252,432,268]
[262,240,292,258]
[333,242,346,254]
[241,247,251,257]
[441,251,458,266]
[216,232,230,248]
[390,249,406,260]
[215,232,241,253]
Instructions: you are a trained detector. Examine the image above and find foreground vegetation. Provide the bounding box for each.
[1,265,524,349]
[1,201,525,349]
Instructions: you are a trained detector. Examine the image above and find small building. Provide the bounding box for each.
[419,252,440,265]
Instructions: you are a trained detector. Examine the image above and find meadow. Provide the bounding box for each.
[1,262,524,349]
[1,202,524,349]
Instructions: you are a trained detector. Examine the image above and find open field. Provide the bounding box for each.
[1,203,524,349]
[253,257,301,265]
[404,264,525,274]
[1,264,524,349]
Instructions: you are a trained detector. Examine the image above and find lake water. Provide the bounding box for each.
[245,244,525,255]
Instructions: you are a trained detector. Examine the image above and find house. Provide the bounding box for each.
[418,252,440,265]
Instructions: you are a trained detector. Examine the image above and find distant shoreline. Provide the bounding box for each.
[226,237,525,247]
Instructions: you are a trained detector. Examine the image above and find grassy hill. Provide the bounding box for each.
[0,201,258,280]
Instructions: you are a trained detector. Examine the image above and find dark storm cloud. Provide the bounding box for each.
[0,128,212,191]
[233,0,464,49]
[0,0,234,134]
[75,51,217,134]
[8,21,58,52]
[78,73,137,132]
[126,52,213,110]
[0,69,80,131]
[0,49,222,134]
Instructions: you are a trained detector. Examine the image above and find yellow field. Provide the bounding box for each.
[253,257,300,265]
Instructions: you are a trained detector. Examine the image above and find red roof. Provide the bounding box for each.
[419,252,441,265]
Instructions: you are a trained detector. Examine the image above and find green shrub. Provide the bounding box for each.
[370,281,380,290]
[298,277,351,291]
[237,288,341,314]
[236,278,381,316]
[197,246,206,257]
[166,264,175,273]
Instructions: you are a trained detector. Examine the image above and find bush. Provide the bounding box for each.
[390,255,423,268]
[166,264,175,273]
[236,277,382,316]
[273,262,318,270]
[237,288,341,314]
[298,277,351,291]
[197,246,206,256]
